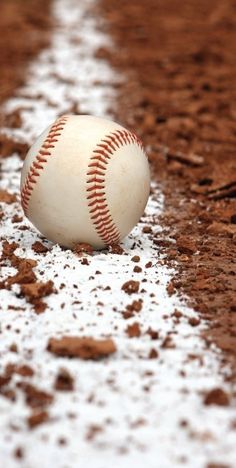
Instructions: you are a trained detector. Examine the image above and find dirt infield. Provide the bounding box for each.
[98,0,236,378]
[0,1,236,464]
[0,0,51,105]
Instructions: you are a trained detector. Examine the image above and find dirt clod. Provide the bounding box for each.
[47,336,117,360]
[122,280,140,295]
[204,388,230,407]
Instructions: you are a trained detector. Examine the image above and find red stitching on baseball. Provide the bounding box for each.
[86,129,144,246]
[21,116,68,214]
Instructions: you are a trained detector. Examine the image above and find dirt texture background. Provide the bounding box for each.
[0,0,51,106]
[97,0,236,380]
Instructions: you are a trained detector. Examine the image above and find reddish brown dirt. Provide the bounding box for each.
[97,0,236,378]
[0,0,52,106]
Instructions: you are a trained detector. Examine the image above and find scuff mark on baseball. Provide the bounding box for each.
[21,115,150,249]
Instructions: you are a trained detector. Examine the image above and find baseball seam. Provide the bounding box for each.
[86,129,144,245]
[21,116,68,214]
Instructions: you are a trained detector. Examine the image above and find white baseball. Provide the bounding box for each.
[21,115,150,249]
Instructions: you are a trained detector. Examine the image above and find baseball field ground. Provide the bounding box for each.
[0,1,235,467]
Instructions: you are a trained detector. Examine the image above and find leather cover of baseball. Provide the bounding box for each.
[21,115,150,249]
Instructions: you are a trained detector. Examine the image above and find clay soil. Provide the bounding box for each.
[97,0,236,379]
[0,0,236,380]
[0,0,51,106]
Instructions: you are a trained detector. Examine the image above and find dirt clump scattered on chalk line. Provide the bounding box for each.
[47,336,117,360]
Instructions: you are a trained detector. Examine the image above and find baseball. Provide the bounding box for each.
[21,115,150,249]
